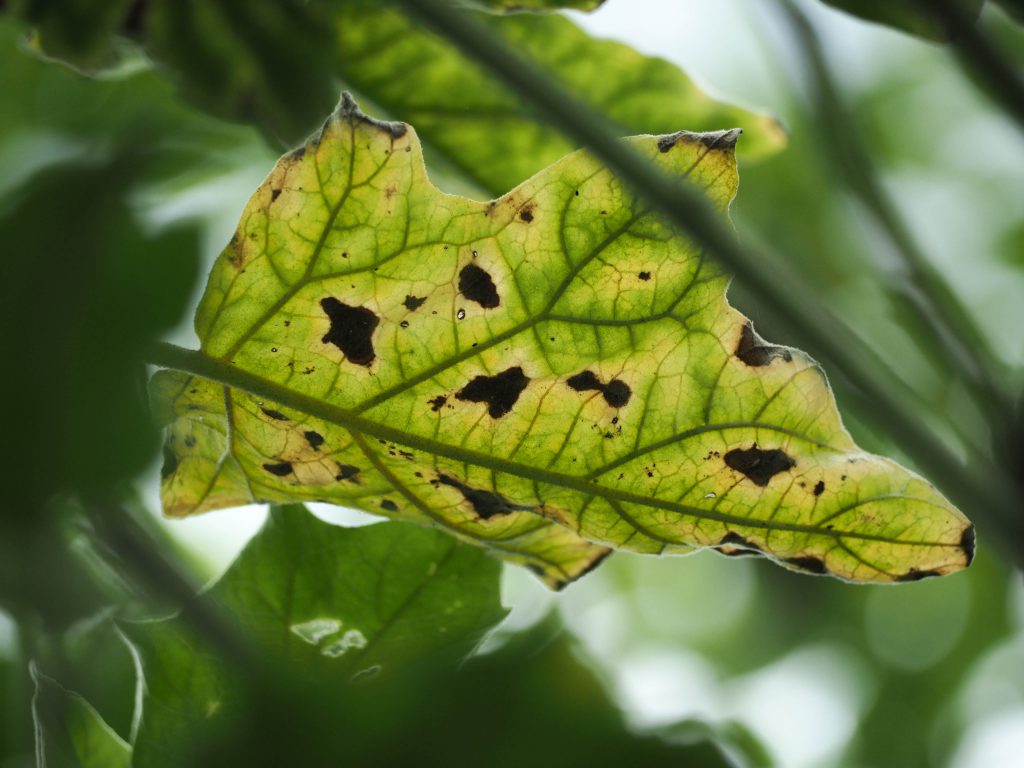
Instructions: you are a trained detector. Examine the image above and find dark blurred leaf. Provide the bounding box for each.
[30,664,131,768]
[470,0,606,9]
[8,0,134,68]
[123,509,507,766]
[820,0,983,40]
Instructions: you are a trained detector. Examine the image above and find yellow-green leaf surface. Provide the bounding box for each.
[154,96,973,588]
[336,7,785,195]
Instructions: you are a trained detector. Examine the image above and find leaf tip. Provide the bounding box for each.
[961,524,976,567]
[657,127,743,154]
[335,91,407,139]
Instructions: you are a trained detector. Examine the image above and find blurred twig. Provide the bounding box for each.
[776,0,1013,425]
[910,0,1024,133]
[383,0,1023,557]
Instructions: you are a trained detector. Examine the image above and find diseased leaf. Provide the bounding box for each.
[336,6,785,194]
[31,665,132,768]
[820,0,983,40]
[123,507,505,767]
[155,96,974,586]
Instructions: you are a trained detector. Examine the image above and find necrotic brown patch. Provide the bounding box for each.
[456,366,529,418]
[320,297,379,366]
[724,445,795,486]
[458,264,500,309]
[736,322,792,367]
[403,295,426,311]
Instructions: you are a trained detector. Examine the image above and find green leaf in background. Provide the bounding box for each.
[8,0,135,68]
[31,665,131,768]
[820,0,983,40]
[123,507,506,767]
[468,0,606,10]
[337,5,785,194]
[154,97,974,586]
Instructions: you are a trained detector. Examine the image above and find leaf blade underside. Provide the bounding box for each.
[154,96,973,587]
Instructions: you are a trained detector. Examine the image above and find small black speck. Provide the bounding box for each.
[304,431,325,450]
[813,480,825,496]
[335,464,361,482]
[380,499,398,512]
[261,407,288,421]
[403,295,427,311]
[271,189,281,202]
[429,395,448,412]
[184,436,197,448]
[520,208,534,223]
[638,271,651,281]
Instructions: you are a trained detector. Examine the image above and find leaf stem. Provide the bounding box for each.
[385,0,1022,556]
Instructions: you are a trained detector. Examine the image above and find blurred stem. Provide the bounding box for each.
[384,0,1023,556]
[910,0,1024,133]
[145,341,1023,566]
[775,0,1013,435]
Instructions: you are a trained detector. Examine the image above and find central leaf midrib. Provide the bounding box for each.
[157,344,958,550]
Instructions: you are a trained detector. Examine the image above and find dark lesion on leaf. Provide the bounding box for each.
[320,297,379,366]
[961,524,976,566]
[160,443,179,479]
[897,568,941,582]
[261,407,288,421]
[714,531,763,557]
[403,295,427,311]
[335,464,361,483]
[785,555,828,574]
[428,395,448,412]
[724,445,795,486]
[337,91,407,139]
[736,322,792,367]
[519,206,534,223]
[263,462,294,477]
[658,128,742,153]
[437,475,533,520]
[271,189,282,203]
[380,499,398,512]
[455,366,530,418]
[813,480,825,496]
[566,370,632,408]
[304,430,325,450]
[458,264,500,309]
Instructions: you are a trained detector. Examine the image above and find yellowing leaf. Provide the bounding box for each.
[154,95,974,587]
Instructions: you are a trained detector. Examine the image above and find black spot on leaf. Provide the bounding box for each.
[263,462,293,477]
[429,395,448,412]
[335,464,361,482]
[458,264,500,309]
[271,189,281,202]
[184,436,197,448]
[456,367,529,418]
[438,475,532,520]
[320,297,379,366]
[724,445,795,486]
[638,271,651,281]
[603,380,631,408]
[520,208,534,223]
[715,532,763,557]
[261,407,288,421]
[304,431,325,450]
[961,525,976,566]
[736,322,792,367]
[403,295,427,311]
[566,370,631,408]
[567,371,602,392]
[785,556,828,574]
[813,480,825,496]
[897,569,941,582]
[160,444,179,478]
[380,499,398,512]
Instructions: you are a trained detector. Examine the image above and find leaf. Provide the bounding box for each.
[819,0,983,41]
[468,0,606,10]
[31,664,132,768]
[336,6,785,194]
[154,95,974,586]
[123,507,506,767]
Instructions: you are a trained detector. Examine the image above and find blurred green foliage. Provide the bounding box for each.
[1,1,1022,767]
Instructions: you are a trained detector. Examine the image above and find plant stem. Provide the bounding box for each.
[910,0,1024,133]
[386,0,1022,554]
[776,0,1012,422]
